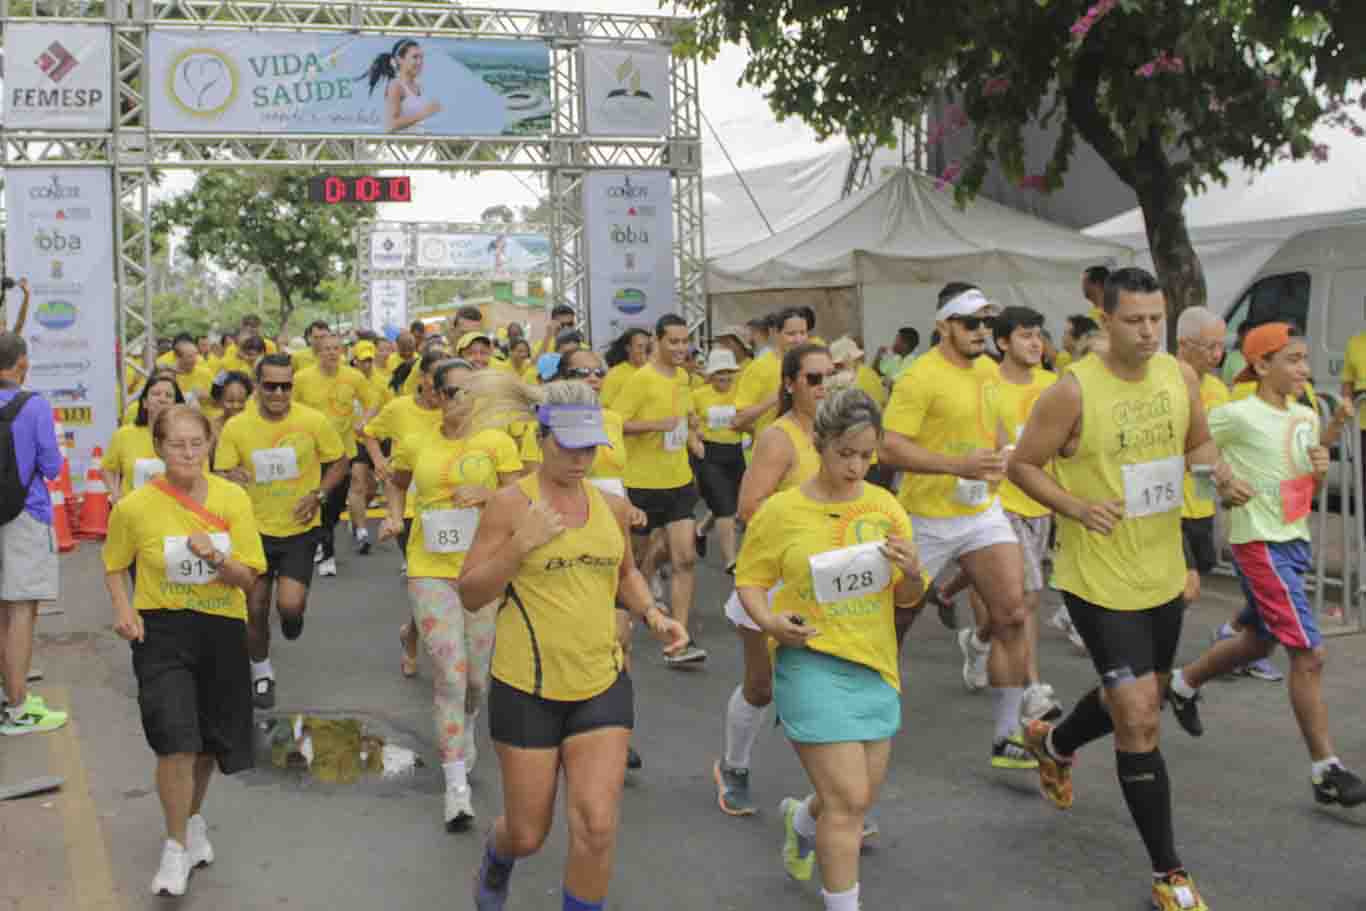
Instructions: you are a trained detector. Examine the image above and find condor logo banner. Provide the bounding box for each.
[4,169,118,487]
[3,24,113,129]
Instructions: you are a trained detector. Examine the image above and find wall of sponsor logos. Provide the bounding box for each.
[584,171,675,349]
[4,169,119,488]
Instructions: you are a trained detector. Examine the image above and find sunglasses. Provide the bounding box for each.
[565,367,607,380]
[438,385,466,400]
[803,371,836,387]
[948,315,988,331]
[260,381,293,393]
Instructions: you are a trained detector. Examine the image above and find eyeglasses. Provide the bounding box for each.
[438,385,466,400]
[949,316,988,331]
[803,371,836,387]
[260,381,293,393]
[565,367,607,380]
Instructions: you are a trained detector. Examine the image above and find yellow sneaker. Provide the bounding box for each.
[991,732,1040,770]
[1022,720,1073,810]
[1151,871,1208,910]
[779,797,815,882]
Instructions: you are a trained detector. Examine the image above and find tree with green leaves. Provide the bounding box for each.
[678,0,1366,317]
[152,171,375,330]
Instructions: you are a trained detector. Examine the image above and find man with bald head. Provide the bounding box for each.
[1174,307,1230,602]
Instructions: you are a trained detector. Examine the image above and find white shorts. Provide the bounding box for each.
[910,500,1018,581]
[724,584,781,632]
[1007,512,1052,594]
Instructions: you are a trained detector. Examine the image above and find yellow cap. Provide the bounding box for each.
[352,340,377,361]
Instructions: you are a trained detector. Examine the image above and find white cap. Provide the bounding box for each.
[828,336,864,365]
[705,348,740,376]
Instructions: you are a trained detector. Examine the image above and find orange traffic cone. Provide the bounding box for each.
[77,450,110,540]
[47,480,76,553]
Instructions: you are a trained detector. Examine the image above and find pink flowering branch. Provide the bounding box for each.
[1016,174,1047,191]
[1135,52,1184,79]
[1069,0,1117,41]
[935,161,963,191]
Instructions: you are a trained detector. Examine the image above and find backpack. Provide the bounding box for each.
[0,391,37,526]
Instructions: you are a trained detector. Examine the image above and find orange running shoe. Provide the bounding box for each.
[1022,719,1073,810]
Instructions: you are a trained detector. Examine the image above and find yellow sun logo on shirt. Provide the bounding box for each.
[829,502,898,550]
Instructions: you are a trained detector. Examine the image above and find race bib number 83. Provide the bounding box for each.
[422,508,479,554]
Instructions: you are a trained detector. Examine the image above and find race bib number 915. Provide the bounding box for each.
[163,533,231,585]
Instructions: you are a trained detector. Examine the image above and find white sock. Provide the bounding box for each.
[251,659,274,681]
[1218,622,1235,638]
[992,687,1025,741]
[792,796,817,839]
[443,760,467,790]
[723,686,770,769]
[821,883,860,911]
[1171,668,1196,699]
[1312,757,1341,780]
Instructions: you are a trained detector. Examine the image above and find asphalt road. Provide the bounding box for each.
[5,535,1366,911]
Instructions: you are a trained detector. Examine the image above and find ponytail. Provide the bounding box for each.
[462,372,599,438]
[364,39,418,96]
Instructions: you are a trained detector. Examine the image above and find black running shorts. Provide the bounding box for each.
[261,530,319,586]
[131,610,254,774]
[1181,516,1217,576]
[626,483,700,534]
[694,442,745,519]
[1063,593,1186,687]
[488,672,634,749]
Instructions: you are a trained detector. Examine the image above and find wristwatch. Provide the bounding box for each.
[207,550,226,570]
[314,489,327,504]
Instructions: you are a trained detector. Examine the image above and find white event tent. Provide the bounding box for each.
[1085,124,1366,312]
[706,167,1134,351]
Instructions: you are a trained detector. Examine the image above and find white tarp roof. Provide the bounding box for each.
[708,168,1134,294]
[1085,123,1366,310]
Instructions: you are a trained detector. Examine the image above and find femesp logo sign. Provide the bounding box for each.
[5,24,113,129]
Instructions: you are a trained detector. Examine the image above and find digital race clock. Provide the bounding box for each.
[306,175,412,204]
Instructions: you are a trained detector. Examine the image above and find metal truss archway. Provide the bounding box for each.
[0,0,707,401]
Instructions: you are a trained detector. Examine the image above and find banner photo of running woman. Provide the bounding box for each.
[147,30,552,135]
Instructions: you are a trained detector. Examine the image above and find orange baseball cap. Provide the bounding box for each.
[1234,322,1295,384]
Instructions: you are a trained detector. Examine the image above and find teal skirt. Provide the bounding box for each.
[773,647,901,744]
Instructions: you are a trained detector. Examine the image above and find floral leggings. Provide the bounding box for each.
[407,578,497,764]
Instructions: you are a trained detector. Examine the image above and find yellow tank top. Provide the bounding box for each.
[1052,353,1189,611]
[774,415,820,492]
[492,475,625,700]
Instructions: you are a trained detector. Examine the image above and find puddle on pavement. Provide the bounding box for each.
[251,712,425,786]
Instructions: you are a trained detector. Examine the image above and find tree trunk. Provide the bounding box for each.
[271,276,295,333]
[1134,173,1207,347]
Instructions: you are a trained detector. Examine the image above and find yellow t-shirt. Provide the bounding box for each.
[363,395,442,445]
[155,351,176,368]
[292,348,319,372]
[520,409,628,480]
[884,348,1002,519]
[855,364,888,408]
[997,367,1058,519]
[1052,353,1189,611]
[1053,350,1074,373]
[101,475,267,621]
[217,352,257,377]
[735,350,781,437]
[772,416,821,492]
[293,365,379,455]
[172,364,216,410]
[103,425,163,495]
[212,403,345,538]
[392,428,522,579]
[692,384,742,445]
[613,363,693,490]
[599,362,637,410]
[224,339,277,360]
[493,476,625,701]
[361,369,393,411]
[1182,373,1231,520]
[736,482,919,691]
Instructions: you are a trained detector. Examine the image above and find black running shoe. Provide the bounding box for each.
[626,746,643,770]
[1313,764,1366,808]
[252,677,276,710]
[1166,684,1203,737]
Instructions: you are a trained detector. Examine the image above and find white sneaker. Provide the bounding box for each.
[957,628,990,692]
[150,839,191,896]
[1048,604,1072,632]
[1020,683,1062,724]
[318,557,337,577]
[444,784,475,833]
[313,542,324,564]
[186,814,214,868]
[399,559,408,578]
[1067,625,1088,654]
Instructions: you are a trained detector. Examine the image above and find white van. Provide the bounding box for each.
[1220,223,1366,406]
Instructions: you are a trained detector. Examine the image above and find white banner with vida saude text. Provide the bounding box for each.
[4,169,118,490]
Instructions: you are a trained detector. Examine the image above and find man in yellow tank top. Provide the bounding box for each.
[1008,268,1252,911]
[879,284,1037,770]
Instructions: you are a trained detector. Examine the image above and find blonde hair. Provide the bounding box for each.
[462,372,600,437]
[813,386,882,452]
[152,404,212,448]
